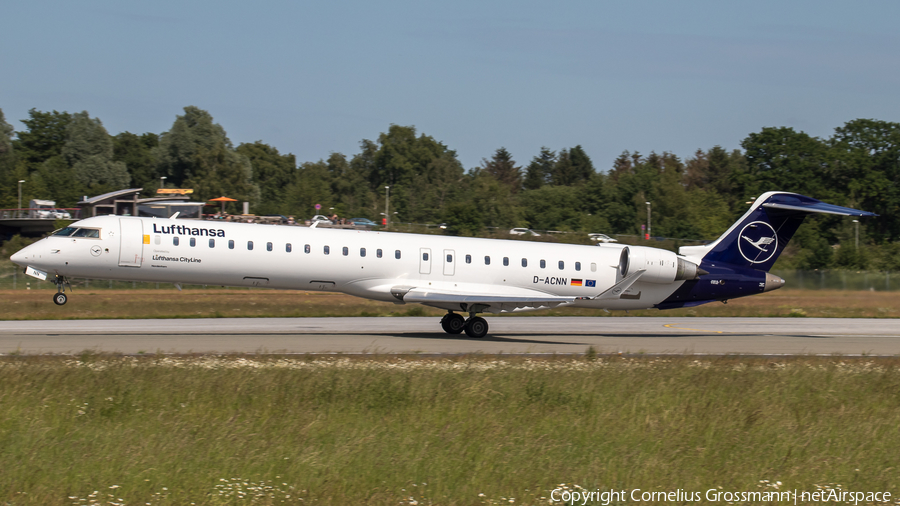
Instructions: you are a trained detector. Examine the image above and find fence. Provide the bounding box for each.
[771,270,897,291]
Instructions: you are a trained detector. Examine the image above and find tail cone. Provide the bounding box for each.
[763,272,785,292]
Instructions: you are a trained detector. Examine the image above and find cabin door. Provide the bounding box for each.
[419,248,432,275]
[118,218,144,267]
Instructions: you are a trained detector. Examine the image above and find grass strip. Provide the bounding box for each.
[1,289,899,320]
[1,355,899,505]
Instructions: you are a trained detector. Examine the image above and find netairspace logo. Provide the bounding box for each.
[547,484,894,505]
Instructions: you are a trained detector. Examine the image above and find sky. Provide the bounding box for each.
[3,0,900,171]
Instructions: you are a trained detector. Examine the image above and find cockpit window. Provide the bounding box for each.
[53,227,78,236]
[71,228,100,238]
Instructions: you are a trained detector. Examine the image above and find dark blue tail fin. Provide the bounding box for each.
[679,192,876,272]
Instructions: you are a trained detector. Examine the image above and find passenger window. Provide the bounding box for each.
[286,243,292,253]
[377,249,383,258]
[248,241,253,250]
[503,257,509,266]
[343,246,349,256]
[575,262,581,271]
[209,239,215,248]
[360,248,366,257]
[521,258,527,267]
[446,254,452,263]
[267,242,273,252]
[155,236,161,245]
[423,252,429,261]
[484,256,490,265]
[228,240,234,249]
[190,237,196,247]
[173,237,179,246]
[465,254,471,264]
[591,262,597,272]
[559,261,564,270]
[324,245,330,255]
[540,259,546,269]
[395,250,401,259]
[304,244,310,254]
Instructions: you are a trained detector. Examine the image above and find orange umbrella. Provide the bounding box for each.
[208,196,237,213]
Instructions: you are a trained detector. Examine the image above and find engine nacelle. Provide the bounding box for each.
[618,246,703,284]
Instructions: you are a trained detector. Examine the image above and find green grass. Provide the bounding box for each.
[1,355,899,505]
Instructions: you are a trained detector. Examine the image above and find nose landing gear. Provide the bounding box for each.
[440,312,489,338]
[52,275,71,306]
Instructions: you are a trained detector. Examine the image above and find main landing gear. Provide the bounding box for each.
[440,312,489,338]
[52,275,70,306]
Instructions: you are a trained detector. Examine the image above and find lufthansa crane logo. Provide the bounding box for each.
[738,221,777,264]
[90,245,102,257]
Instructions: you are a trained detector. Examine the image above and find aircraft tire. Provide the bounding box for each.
[441,313,466,334]
[53,293,67,306]
[464,316,488,338]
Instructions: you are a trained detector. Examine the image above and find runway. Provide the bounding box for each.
[1,317,899,356]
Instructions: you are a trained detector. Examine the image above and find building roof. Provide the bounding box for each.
[78,188,144,205]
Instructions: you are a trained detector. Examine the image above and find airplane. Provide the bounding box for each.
[9,191,875,338]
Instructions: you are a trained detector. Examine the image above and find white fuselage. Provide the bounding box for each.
[11,216,687,311]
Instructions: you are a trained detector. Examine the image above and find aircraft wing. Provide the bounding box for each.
[392,286,576,313]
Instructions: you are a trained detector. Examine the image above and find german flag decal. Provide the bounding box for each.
[571,279,583,286]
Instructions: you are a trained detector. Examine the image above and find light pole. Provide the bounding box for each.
[645,201,651,240]
[160,176,167,191]
[852,219,859,249]
[384,186,390,228]
[18,180,25,218]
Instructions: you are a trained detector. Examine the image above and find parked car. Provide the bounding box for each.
[509,228,540,237]
[309,214,333,225]
[36,208,71,219]
[349,218,378,227]
[588,233,617,243]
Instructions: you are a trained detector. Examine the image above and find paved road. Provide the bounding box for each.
[1,317,899,355]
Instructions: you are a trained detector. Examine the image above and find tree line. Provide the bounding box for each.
[1,106,899,271]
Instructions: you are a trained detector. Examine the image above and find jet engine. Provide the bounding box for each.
[618,246,704,284]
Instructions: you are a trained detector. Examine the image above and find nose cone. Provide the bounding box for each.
[10,248,26,266]
[10,244,33,266]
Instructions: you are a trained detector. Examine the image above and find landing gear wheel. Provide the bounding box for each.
[53,292,67,306]
[464,316,488,338]
[441,312,466,334]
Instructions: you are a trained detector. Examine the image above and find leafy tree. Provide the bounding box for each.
[285,160,334,219]
[113,132,159,194]
[0,108,12,162]
[466,169,520,230]
[154,106,232,187]
[740,127,834,200]
[442,201,482,236]
[0,108,16,208]
[236,141,296,215]
[481,147,522,193]
[13,109,72,169]
[362,125,464,223]
[519,185,584,231]
[829,119,900,241]
[154,106,259,206]
[62,111,130,192]
[523,147,554,190]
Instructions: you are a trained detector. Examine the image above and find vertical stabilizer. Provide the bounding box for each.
[680,192,876,272]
